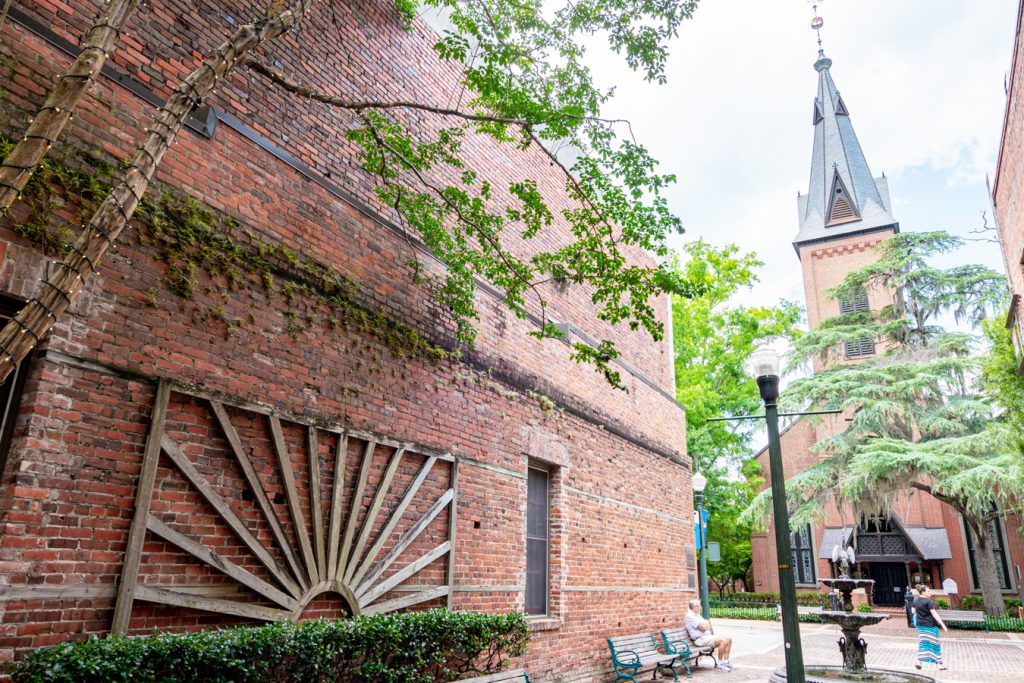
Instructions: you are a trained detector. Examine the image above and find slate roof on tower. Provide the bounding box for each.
[795,51,899,246]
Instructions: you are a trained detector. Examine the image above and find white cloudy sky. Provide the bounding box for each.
[592,0,1019,314]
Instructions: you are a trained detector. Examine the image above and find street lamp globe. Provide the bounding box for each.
[748,346,782,379]
[692,471,707,494]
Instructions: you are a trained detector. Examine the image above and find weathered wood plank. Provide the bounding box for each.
[135,584,291,622]
[307,427,326,580]
[361,585,449,616]
[461,670,528,683]
[359,541,451,608]
[349,455,437,588]
[161,435,302,597]
[209,400,307,595]
[336,440,375,582]
[146,515,298,610]
[326,432,348,580]
[112,380,171,634]
[0,585,117,601]
[355,488,454,598]
[446,458,459,609]
[269,415,318,586]
[343,446,406,584]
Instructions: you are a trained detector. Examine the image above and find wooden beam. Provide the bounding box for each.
[307,426,326,580]
[269,415,318,586]
[209,400,307,594]
[135,584,291,622]
[111,380,171,634]
[336,440,375,582]
[343,446,406,585]
[446,458,459,609]
[361,585,449,616]
[0,585,117,601]
[355,488,454,598]
[349,455,437,588]
[146,515,298,610]
[358,541,451,608]
[326,432,348,580]
[161,435,302,598]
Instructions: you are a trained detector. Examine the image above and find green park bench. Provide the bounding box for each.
[660,627,716,674]
[607,632,684,681]
[935,609,987,631]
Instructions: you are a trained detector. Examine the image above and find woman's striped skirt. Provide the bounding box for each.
[917,625,943,666]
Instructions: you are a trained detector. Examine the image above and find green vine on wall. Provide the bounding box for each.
[0,136,566,418]
[0,136,458,362]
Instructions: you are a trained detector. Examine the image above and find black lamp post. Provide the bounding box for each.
[749,346,806,683]
[692,470,710,619]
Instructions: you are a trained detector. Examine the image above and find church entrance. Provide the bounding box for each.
[870,563,907,606]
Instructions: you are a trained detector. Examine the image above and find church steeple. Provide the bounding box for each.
[795,51,899,246]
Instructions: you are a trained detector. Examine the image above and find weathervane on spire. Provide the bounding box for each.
[811,2,825,55]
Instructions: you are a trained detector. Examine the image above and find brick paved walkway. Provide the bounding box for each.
[697,619,1024,683]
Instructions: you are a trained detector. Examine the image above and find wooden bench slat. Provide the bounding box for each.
[461,670,528,683]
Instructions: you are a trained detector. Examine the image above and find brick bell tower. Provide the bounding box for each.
[794,49,899,370]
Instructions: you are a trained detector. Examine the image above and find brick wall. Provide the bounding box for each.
[0,1,694,679]
[994,2,1024,362]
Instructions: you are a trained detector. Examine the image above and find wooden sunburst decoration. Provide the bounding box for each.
[111,381,457,632]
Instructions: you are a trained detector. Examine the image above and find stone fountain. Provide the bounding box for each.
[769,546,934,682]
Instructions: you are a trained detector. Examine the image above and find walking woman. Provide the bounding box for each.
[913,584,948,670]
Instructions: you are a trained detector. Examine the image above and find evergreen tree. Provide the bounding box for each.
[743,232,1015,615]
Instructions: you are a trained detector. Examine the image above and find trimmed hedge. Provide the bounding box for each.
[959,595,1022,612]
[717,592,827,607]
[12,609,529,683]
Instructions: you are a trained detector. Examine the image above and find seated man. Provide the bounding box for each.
[685,598,734,672]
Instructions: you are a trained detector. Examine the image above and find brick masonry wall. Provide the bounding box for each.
[995,4,1024,357]
[0,1,694,679]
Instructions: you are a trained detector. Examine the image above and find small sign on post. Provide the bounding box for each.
[707,541,721,563]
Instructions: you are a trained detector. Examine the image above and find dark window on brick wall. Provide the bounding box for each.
[839,288,875,358]
[0,295,30,478]
[965,510,1011,591]
[791,524,816,585]
[525,466,550,616]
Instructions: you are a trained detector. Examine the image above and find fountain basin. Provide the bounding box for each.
[769,666,935,682]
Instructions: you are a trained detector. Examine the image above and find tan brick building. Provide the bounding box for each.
[0,2,695,679]
[751,47,1024,607]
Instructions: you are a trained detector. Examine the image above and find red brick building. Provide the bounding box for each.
[995,0,1024,369]
[751,47,1024,607]
[0,2,695,679]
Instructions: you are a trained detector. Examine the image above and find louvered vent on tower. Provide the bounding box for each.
[839,288,875,358]
[826,171,860,226]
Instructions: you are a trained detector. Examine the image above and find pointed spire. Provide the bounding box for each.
[795,52,898,245]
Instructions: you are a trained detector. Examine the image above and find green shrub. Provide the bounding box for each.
[857,604,873,613]
[724,592,825,606]
[960,595,984,610]
[13,609,529,683]
[934,598,949,609]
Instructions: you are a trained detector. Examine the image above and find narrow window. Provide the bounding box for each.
[965,512,1011,591]
[0,296,30,477]
[791,524,816,585]
[525,466,550,615]
[839,288,875,358]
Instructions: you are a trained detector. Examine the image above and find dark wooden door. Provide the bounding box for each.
[870,563,906,605]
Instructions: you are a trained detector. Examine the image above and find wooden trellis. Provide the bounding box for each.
[111,380,457,632]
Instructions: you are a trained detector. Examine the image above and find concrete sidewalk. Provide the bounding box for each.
[693,618,1024,683]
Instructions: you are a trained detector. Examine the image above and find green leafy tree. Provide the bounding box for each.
[0,0,704,387]
[706,459,764,595]
[671,241,799,591]
[743,231,1015,615]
